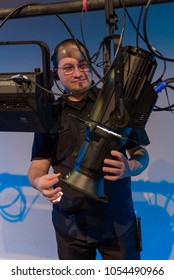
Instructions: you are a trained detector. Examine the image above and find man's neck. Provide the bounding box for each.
[67,90,89,102]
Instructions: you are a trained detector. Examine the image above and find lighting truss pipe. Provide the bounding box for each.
[0,0,174,19]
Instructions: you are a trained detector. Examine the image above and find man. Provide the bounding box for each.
[28,38,150,260]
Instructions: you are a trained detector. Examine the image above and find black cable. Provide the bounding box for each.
[154,78,174,112]
[56,14,102,81]
[125,7,145,44]
[2,0,172,113]
[10,74,74,97]
[92,0,126,82]
[57,0,127,82]
[54,8,126,97]
[143,0,174,62]
[0,2,39,29]
[79,3,108,65]
[152,49,166,81]
[6,4,126,99]
[8,74,99,98]
[125,5,166,80]
[163,87,172,113]
[154,105,174,112]
[164,78,174,84]
[136,5,144,48]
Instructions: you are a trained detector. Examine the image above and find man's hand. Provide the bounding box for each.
[102,150,131,181]
[33,173,63,204]
[102,146,149,181]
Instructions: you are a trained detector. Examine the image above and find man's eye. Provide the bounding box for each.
[80,64,88,69]
[64,66,74,71]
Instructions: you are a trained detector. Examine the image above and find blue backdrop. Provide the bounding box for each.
[0,0,174,260]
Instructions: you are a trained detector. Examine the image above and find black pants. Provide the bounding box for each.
[54,225,141,260]
[52,207,141,260]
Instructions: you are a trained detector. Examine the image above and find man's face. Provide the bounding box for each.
[57,45,92,94]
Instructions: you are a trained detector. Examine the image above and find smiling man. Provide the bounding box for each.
[28,38,150,260]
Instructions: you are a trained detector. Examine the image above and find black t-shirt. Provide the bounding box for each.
[31,87,150,241]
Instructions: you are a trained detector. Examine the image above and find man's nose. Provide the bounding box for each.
[73,66,83,75]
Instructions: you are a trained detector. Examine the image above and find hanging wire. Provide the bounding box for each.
[125,5,166,80]
[143,0,174,62]
[56,14,102,81]
[136,5,144,48]
[52,4,126,97]
[0,2,39,29]
[79,8,108,65]
[124,1,174,113]
[1,0,174,108]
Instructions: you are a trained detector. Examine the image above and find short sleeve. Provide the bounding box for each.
[31,132,52,160]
